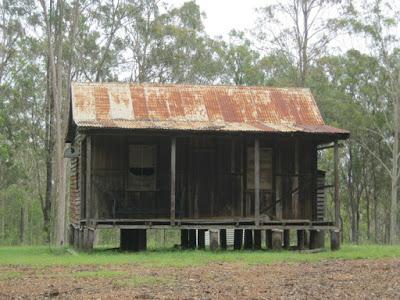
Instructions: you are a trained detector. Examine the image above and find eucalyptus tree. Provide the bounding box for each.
[343,0,400,244]
[255,0,342,87]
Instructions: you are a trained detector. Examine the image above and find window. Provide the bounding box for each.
[247,147,273,190]
[128,145,156,191]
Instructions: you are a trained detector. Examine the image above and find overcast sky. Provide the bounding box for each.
[164,0,267,38]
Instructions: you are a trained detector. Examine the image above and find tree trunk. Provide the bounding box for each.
[19,206,26,244]
[390,98,399,244]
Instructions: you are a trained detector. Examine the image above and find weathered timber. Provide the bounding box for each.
[85,136,91,220]
[330,229,340,251]
[181,229,189,249]
[171,137,176,225]
[254,230,261,250]
[73,227,79,250]
[209,229,219,251]
[234,229,243,250]
[120,229,146,251]
[334,141,340,229]
[188,229,196,249]
[220,229,227,250]
[283,229,290,249]
[254,138,260,225]
[198,229,206,249]
[244,229,253,250]
[297,229,306,250]
[68,225,74,247]
[266,229,272,249]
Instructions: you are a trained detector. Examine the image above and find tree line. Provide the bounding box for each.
[0,0,399,245]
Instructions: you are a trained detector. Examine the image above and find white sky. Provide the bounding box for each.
[164,0,267,38]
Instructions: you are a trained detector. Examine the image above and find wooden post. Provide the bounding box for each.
[170,137,176,225]
[85,136,91,220]
[244,229,253,250]
[266,229,272,249]
[188,229,196,249]
[220,229,227,250]
[234,229,243,250]
[198,229,206,249]
[297,229,306,250]
[120,229,147,251]
[68,224,74,247]
[254,230,262,250]
[334,141,340,229]
[73,227,79,250]
[271,229,283,250]
[283,229,290,249]
[79,228,84,250]
[209,229,219,251]
[254,138,260,226]
[181,229,189,249]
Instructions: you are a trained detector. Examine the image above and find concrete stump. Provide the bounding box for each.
[271,229,283,250]
[310,230,325,249]
[330,229,340,251]
[209,230,219,251]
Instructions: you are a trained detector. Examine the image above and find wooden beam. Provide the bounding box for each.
[254,138,260,226]
[85,136,91,220]
[334,141,340,228]
[170,137,176,225]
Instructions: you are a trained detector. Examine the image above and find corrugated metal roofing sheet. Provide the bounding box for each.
[70,82,349,136]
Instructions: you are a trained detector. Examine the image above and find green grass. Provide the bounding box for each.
[115,274,172,288]
[0,244,399,267]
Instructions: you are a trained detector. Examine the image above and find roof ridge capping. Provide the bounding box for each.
[70,81,311,92]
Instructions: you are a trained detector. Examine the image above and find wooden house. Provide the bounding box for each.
[65,82,349,251]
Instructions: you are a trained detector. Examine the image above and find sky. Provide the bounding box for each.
[164,0,267,38]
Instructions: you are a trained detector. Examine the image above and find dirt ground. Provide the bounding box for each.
[0,258,399,299]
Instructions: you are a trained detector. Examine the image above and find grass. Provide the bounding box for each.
[0,244,399,268]
[115,274,172,288]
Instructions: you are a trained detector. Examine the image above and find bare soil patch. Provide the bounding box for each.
[0,258,399,299]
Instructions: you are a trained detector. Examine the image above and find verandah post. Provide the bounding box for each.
[254,137,260,226]
[331,140,341,251]
[171,137,176,226]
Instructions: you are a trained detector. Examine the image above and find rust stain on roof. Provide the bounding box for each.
[70,82,349,135]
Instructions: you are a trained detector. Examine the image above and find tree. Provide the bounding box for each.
[255,0,341,86]
[344,0,400,244]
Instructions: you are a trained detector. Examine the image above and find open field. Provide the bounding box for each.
[0,245,400,299]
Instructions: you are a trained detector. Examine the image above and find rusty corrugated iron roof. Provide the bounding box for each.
[69,82,349,137]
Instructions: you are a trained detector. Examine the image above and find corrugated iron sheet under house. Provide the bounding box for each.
[65,82,349,252]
